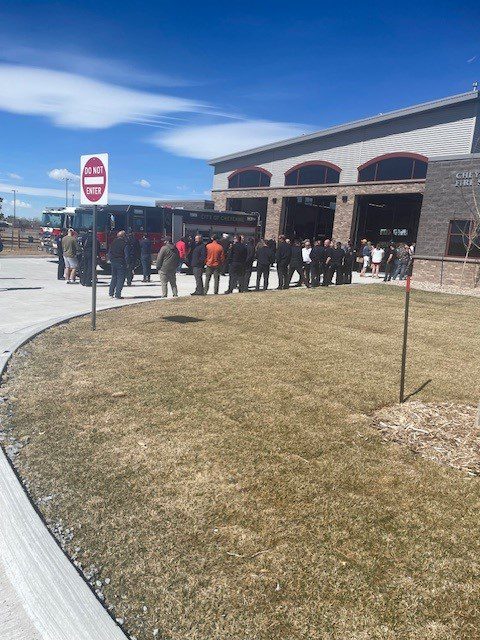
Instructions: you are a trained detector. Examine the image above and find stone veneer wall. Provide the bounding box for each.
[212,180,425,242]
[415,156,480,288]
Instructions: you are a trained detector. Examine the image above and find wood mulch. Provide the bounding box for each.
[373,401,480,476]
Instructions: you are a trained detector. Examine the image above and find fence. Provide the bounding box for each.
[1,230,42,251]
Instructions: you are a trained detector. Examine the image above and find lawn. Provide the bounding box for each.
[2,285,480,640]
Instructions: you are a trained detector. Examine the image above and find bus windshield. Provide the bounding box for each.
[72,210,126,232]
[42,212,64,228]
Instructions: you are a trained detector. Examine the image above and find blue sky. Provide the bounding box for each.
[0,0,479,218]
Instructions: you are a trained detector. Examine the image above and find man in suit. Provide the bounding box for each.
[225,234,247,293]
[275,235,292,290]
[190,234,207,295]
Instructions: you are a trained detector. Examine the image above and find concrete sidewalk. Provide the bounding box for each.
[0,256,380,640]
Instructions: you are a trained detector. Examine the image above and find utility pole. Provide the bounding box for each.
[64,178,69,207]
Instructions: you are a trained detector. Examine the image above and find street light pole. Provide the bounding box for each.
[64,178,69,207]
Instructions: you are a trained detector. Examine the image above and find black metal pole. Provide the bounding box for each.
[91,205,97,331]
[399,275,411,403]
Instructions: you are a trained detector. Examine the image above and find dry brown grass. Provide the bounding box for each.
[2,285,480,640]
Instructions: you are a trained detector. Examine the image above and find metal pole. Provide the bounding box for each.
[91,205,97,331]
[65,178,69,207]
[12,189,16,249]
[399,274,411,403]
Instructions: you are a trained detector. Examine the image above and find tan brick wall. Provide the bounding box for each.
[212,180,425,239]
[414,258,480,288]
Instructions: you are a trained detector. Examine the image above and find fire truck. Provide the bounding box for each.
[42,204,261,270]
[39,207,75,253]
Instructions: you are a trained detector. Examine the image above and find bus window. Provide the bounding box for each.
[110,212,126,231]
[146,211,163,232]
[129,208,146,232]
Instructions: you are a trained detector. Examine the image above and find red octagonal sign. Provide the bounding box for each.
[80,153,108,205]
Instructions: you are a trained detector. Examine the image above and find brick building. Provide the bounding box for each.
[208,91,480,286]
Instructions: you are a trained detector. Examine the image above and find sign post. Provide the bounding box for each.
[80,153,109,331]
[399,275,411,403]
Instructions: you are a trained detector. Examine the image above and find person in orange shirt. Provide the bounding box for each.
[204,234,225,294]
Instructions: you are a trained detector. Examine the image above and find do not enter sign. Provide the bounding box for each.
[80,153,108,205]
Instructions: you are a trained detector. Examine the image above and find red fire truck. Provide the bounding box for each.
[44,204,261,270]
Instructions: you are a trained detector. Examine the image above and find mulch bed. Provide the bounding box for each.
[373,401,480,476]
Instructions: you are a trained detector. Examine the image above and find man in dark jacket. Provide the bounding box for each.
[330,241,346,285]
[309,240,323,288]
[321,239,334,286]
[287,240,304,287]
[125,231,140,286]
[108,230,127,299]
[243,237,255,291]
[219,233,231,275]
[80,230,95,287]
[255,240,273,290]
[139,234,152,282]
[275,235,292,290]
[225,234,247,293]
[190,234,206,295]
[56,230,66,280]
[342,241,355,284]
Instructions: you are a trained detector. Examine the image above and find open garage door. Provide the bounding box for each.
[283,196,336,241]
[353,193,422,247]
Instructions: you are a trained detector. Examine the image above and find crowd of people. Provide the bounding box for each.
[55,228,414,299]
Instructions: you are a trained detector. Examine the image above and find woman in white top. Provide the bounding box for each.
[302,239,312,288]
[370,244,385,278]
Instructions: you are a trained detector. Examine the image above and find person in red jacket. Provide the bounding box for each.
[204,234,225,294]
[175,237,187,272]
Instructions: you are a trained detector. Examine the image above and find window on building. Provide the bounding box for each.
[284,162,341,186]
[358,155,428,182]
[446,219,480,258]
[228,168,271,189]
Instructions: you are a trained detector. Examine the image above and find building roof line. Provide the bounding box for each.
[208,91,479,165]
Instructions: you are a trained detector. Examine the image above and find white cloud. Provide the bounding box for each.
[7,172,22,180]
[468,55,478,63]
[0,181,179,205]
[0,64,205,129]
[153,119,310,159]
[1,45,193,88]
[48,168,80,182]
[9,199,31,208]
[134,179,151,188]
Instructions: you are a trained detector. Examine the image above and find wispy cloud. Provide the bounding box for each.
[0,45,195,89]
[153,120,311,159]
[0,181,187,205]
[134,179,151,188]
[7,172,22,180]
[468,55,478,63]
[0,64,206,129]
[48,168,80,182]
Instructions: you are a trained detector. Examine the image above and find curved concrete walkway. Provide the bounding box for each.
[0,256,379,639]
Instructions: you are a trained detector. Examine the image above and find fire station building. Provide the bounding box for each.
[209,91,480,287]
